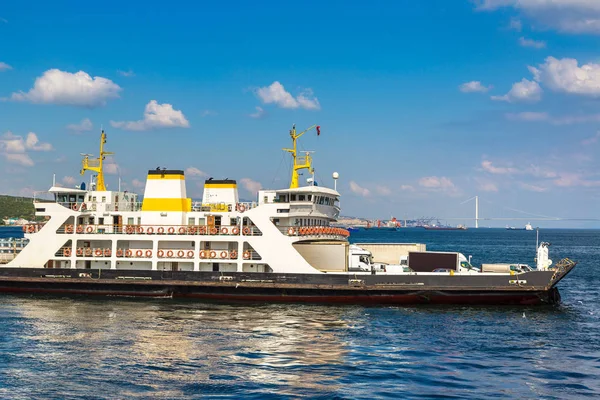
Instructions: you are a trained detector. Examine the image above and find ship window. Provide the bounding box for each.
[307,195,312,201]
[99,218,104,225]
[88,195,91,201]
[273,218,280,226]
[92,197,97,202]
[199,218,206,225]
[299,194,305,201]
[291,194,296,201]
[102,196,106,202]
[127,217,134,225]
[230,218,237,226]
[188,217,195,225]
[137,218,141,225]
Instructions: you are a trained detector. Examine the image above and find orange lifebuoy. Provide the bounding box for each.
[86,226,94,234]
[117,249,123,257]
[287,227,295,235]
[137,226,144,234]
[168,227,175,234]
[158,249,164,257]
[76,248,83,256]
[243,251,251,260]
[85,247,92,256]
[27,225,35,233]
[187,250,194,258]
[300,227,307,235]
[126,226,134,234]
[230,251,238,259]
[147,227,154,234]
[145,250,152,258]
[238,204,246,212]
[104,248,111,257]
[125,249,132,257]
[189,226,198,235]
[65,225,74,234]
[178,227,186,234]
[199,250,206,259]
[95,249,102,257]
[232,227,240,235]
[243,227,250,235]
[64,248,71,257]
[221,227,228,235]
[72,203,79,211]
[210,227,217,235]
[157,227,165,234]
[76,225,83,234]
[199,226,206,235]
[220,251,228,259]
[167,250,174,257]
[209,250,216,259]
[177,250,184,258]
[80,203,87,211]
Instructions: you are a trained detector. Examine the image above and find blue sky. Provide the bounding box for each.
[2,0,600,227]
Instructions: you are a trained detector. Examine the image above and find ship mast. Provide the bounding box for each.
[80,130,113,191]
[283,124,317,189]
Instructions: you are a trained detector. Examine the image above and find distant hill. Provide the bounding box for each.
[0,195,38,224]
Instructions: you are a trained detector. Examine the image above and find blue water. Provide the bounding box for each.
[0,228,598,399]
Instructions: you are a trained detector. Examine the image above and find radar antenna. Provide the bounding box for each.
[283,124,318,188]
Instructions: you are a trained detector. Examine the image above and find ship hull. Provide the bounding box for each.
[0,267,572,305]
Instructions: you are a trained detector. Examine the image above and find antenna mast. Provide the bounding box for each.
[283,124,318,188]
[80,130,114,191]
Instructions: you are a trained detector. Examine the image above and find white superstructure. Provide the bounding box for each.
[9,128,350,274]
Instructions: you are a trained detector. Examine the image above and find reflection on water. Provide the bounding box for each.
[0,229,600,399]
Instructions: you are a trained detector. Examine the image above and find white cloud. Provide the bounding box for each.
[506,111,549,121]
[110,100,190,131]
[582,131,600,145]
[256,81,320,110]
[478,181,499,192]
[400,184,415,192]
[0,131,52,167]
[509,17,523,31]
[475,0,600,34]
[418,176,460,196]
[0,62,12,71]
[519,182,547,192]
[104,162,119,175]
[349,181,370,197]
[200,110,217,117]
[62,176,76,186]
[491,78,542,102]
[249,106,266,119]
[375,185,392,196]
[460,81,492,93]
[117,69,135,77]
[66,118,93,133]
[518,37,546,48]
[132,179,145,188]
[481,160,519,174]
[240,178,262,195]
[10,69,121,107]
[185,167,207,177]
[530,57,600,96]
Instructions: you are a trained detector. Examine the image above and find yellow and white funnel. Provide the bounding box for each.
[141,169,191,224]
[202,179,239,205]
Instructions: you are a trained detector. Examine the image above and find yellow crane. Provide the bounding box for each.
[283,124,319,189]
[80,130,113,191]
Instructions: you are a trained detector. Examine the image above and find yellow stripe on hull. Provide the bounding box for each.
[146,174,184,180]
[142,198,191,212]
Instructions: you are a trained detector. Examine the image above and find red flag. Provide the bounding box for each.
[316,125,320,136]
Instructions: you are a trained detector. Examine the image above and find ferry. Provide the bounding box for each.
[0,125,576,305]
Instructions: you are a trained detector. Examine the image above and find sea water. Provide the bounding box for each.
[0,228,598,399]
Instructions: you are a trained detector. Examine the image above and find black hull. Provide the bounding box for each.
[0,267,573,305]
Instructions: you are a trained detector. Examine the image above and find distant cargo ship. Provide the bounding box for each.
[423,224,467,231]
[507,223,534,231]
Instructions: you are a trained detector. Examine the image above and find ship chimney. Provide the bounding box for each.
[202,179,239,206]
[141,169,191,225]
